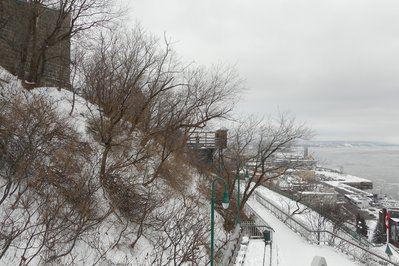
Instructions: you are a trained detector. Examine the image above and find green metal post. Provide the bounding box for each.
[237,169,241,225]
[245,167,249,181]
[211,177,229,266]
[211,189,215,266]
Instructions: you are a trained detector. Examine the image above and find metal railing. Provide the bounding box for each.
[247,191,399,266]
[186,132,217,149]
[267,185,372,246]
[220,221,274,265]
[241,222,270,239]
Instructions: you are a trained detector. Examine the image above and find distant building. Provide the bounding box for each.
[390,217,399,244]
[378,208,399,247]
[276,179,290,191]
[304,146,309,158]
[316,170,373,191]
[272,156,317,171]
[380,198,399,209]
[344,194,370,209]
[343,181,373,190]
[298,191,339,205]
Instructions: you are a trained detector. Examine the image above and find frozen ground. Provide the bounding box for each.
[243,199,362,266]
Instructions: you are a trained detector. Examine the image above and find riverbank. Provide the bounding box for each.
[309,145,399,200]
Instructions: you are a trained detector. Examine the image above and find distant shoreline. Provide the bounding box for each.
[309,145,399,200]
[296,140,399,147]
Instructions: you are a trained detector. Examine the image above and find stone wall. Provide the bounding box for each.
[0,0,70,88]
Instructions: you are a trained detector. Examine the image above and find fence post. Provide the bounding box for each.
[251,189,399,266]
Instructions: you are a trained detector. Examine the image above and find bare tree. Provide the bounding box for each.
[277,193,311,223]
[18,0,121,86]
[69,45,86,115]
[372,218,385,244]
[223,113,312,218]
[75,27,240,260]
[81,28,240,188]
[0,87,111,264]
[149,195,210,266]
[81,28,180,189]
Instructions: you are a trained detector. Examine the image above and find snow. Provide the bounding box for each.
[235,243,249,265]
[254,186,318,229]
[31,86,99,141]
[243,240,269,266]
[0,66,396,265]
[324,181,356,193]
[1,67,231,265]
[239,185,399,265]
[245,199,362,266]
[316,170,371,183]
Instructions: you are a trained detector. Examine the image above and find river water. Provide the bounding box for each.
[309,145,399,199]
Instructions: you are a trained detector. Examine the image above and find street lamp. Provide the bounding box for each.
[211,176,229,266]
[245,166,250,182]
[236,168,241,225]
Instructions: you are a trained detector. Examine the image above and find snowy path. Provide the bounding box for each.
[243,199,362,266]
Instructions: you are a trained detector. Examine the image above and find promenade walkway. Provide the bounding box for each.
[243,199,362,266]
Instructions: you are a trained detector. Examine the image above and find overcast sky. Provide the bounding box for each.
[125,0,399,144]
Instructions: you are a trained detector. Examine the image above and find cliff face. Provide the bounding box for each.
[0,0,70,88]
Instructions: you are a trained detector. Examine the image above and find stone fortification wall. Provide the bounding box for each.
[0,0,70,88]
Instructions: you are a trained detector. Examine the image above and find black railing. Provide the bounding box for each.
[245,191,399,266]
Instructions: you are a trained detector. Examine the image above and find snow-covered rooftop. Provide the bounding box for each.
[316,170,372,183]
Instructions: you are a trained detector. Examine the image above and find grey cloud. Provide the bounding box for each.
[126,0,399,143]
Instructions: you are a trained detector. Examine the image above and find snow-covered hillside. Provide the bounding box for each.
[0,67,229,265]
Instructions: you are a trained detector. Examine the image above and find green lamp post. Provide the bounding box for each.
[211,176,229,266]
[245,166,250,182]
[236,168,241,225]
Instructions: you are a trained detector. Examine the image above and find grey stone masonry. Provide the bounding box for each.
[0,0,70,88]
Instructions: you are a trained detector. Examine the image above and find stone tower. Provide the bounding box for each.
[0,0,70,88]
